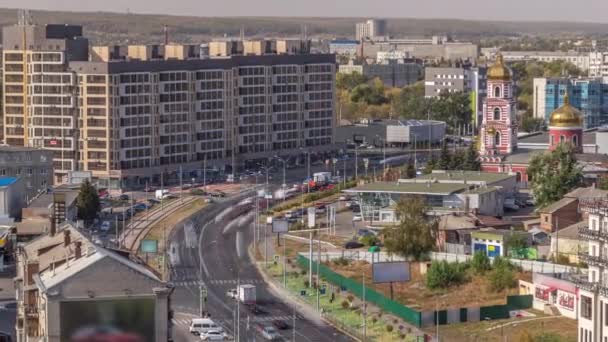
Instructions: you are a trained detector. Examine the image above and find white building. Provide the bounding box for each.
[589,52,608,77]
[482,49,591,72]
[355,19,388,41]
[576,198,608,342]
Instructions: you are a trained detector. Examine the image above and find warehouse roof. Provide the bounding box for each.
[344,182,467,195]
[415,171,514,183]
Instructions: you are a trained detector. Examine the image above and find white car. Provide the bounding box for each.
[352,214,363,222]
[100,221,111,232]
[200,330,226,341]
[339,195,347,201]
[261,326,280,340]
[190,318,223,336]
[226,288,238,299]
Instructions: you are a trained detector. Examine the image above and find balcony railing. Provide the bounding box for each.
[571,276,598,292]
[578,227,608,241]
[578,253,608,267]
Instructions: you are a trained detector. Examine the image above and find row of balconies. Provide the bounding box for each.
[579,227,608,241]
[579,252,608,267]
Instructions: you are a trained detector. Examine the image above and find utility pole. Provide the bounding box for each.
[316,232,321,313]
[292,302,296,342]
[363,272,367,340]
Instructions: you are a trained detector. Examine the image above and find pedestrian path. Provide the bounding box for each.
[171,279,266,287]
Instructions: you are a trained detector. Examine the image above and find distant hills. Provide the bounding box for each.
[2,8,608,45]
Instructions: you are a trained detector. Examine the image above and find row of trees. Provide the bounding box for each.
[425,143,481,174]
[336,72,472,132]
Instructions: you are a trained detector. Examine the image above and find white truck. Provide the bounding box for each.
[155,189,170,200]
[238,284,256,305]
[313,172,332,184]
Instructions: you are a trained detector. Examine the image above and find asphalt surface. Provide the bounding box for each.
[0,299,16,340]
[167,190,353,342]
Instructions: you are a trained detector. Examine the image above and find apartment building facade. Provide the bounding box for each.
[3,23,335,188]
[0,146,53,200]
[533,77,608,129]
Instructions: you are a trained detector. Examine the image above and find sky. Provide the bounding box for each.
[4,0,608,23]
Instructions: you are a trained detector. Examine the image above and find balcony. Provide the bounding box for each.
[578,253,608,267]
[570,276,597,292]
[578,227,608,242]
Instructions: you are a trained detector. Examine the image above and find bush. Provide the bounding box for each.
[360,234,379,247]
[471,251,491,274]
[300,269,307,276]
[333,257,350,266]
[304,280,310,288]
[492,256,512,270]
[426,260,469,290]
[386,325,394,333]
[371,316,378,324]
[341,300,350,309]
[399,333,406,339]
[347,294,355,302]
[488,263,516,292]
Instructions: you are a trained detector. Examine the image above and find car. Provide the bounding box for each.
[200,330,226,341]
[344,240,364,249]
[352,214,363,222]
[226,289,238,299]
[257,325,280,340]
[119,194,129,201]
[144,185,157,192]
[99,221,111,232]
[272,320,289,330]
[525,198,535,206]
[189,318,223,336]
[247,305,267,315]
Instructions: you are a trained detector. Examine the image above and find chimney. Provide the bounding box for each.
[75,241,82,259]
[64,229,71,247]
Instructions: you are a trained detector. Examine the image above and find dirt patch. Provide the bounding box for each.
[328,260,532,311]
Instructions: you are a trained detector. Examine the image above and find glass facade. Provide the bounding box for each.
[542,78,608,128]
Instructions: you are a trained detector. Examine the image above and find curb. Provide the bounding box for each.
[247,243,362,342]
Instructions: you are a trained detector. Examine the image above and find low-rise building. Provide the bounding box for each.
[482,50,591,72]
[0,147,53,201]
[471,229,531,258]
[539,197,580,233]
[0,177,26,223]
[14,224,173,342]
[550,221,587,263]
[335,119,446,147]
[519,273,578,320]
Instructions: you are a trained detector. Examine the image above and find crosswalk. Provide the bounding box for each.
[172,279,266,287]
[172,315,296,328]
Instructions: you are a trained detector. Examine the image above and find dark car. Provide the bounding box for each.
[344,241,364,249]
[247,305,267,315]
[0,332,12,342]
[272,320,289,330]
[119,194,130,201]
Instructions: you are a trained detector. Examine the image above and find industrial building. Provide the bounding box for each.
[338,59,423,88]
[2,22,335,189]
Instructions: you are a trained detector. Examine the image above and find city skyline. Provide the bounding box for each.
[3,0,608,23]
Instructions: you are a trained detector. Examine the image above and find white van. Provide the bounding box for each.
[189,318,223,336]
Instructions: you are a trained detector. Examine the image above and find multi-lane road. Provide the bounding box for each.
[167,191,353,342]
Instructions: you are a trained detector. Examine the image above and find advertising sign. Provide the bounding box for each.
[372,262,411,283]
[307,207,316,228]
[140,239,158,254]
[272,219,289,233]
[535,286,550,302]
[558,291,575,311]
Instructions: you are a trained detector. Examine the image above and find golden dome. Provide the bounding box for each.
[487,53,511,81]
[487,127,496,135]
[549,95,583,128]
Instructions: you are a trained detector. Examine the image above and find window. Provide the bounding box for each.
[573,135,578,147]
[581,295,592,319]
[550,135,554,146]
[494,132,501,146]
[544,216,548,223]
[494,86,501,97]
[560,135,565,143]
[493,107,501,120]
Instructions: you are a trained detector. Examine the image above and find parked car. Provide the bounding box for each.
[344,241,364,249]
[99,221,111,232]
[339,195,348,201]
[525,198,535,206]
[119,194,129,201]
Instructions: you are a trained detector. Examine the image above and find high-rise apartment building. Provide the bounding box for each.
[576,198,608,342]
[355,19,388,41]
[2,23,335,189]
[533,77,608,129]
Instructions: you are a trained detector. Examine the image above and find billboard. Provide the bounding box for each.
[272,219,289,233]
[140,239,158,253]
[372,262,410,284]
[60,298,155,341]
[307,207,316,228]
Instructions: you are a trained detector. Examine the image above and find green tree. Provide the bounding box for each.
[426,260,469,289]
[423,157,436,175]
[383,196,438,261]
[520,113,544,132]
[527,143,583,209]
[336,71,367,91]
[462,143,481,171]
[488,262,516,292]
[405,159,416,179]
[598,176,608,190]
[76,179,101,221]
[437,141,451,170]
[449,150,465,170]
[470,251,491,274]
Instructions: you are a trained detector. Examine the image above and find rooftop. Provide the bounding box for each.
[344,182,468,195]
[0,177,18,187]
[565,187,608,199]
[538,197,578,214]
[552,221,587,239]
[27,190,78,209]
[415,170,514,183]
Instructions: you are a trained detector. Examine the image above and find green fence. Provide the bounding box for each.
[297,254,423,327]
[479,295,533,320]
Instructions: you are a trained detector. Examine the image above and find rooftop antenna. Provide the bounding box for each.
[164,25,169,45]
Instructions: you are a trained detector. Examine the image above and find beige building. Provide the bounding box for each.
[3,23,335,189]
[14,224,172,342]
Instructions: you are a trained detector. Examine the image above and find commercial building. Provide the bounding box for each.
[343,171,519,223]
[533,77,608,129]
[3,23,335,189]
[519,273,578,320]
[335,119,446,147]
[355,19,388,41]
[0,176,26,223]
[471,229,531,257]
[0,146,53,200]
[329,40,360,58]
[482,49,591,72]
[338,59,423,88]
[424,66,487,126]
[14,224,173,342]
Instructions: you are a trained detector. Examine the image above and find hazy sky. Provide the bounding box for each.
[4,0,608,23]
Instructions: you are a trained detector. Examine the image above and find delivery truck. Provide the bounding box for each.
[238,284,256,305]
